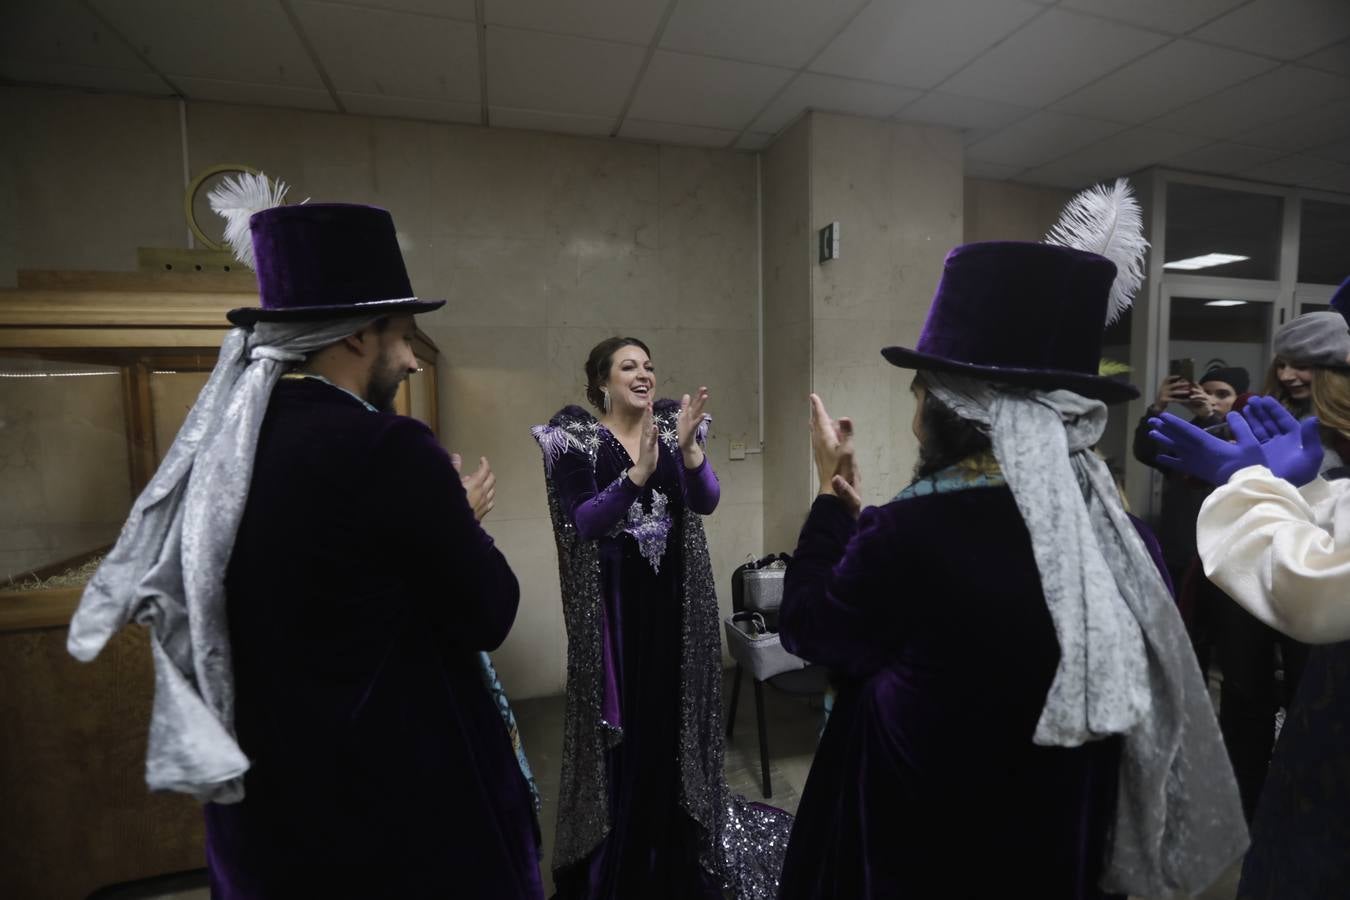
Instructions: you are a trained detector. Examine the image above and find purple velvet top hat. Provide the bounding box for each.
[881,241,1140,403]
[1330,275,1350,321]
[227,203,444,326]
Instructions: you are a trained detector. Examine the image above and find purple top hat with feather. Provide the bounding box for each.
[1329,275,1350,322]
[882,179,1146,404]
[209,174,444,326]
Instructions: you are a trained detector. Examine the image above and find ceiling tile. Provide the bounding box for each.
[0,60,173,95]
[941,8,1169,106]
[1194,0,1350,61]
[1240,153,1345,186]
[1151,65,1350,138]
[660,0,865,69]
[88,0,325,88]
[340,92,479,123]
[1301,40,1350,77]
[965,110,1124,168]
[1015,163,1099,190]
[1047,127,1212,179]
[811,0,1042,89]
[964,160,1025,180]
[750,73,921,134]
[1,0,148,70]
[178,77,338,111]
[1303,161,1350,194]
[896,91,1033,136]
[486,0,668,46]
[627,50,793,131]
[490,106,614,137]
[1231,99,1350,152]
[293,2,478,102]
[1165,142,1287,175]
[1052,40,1277,124]
[1060,0,1248,34]
[486,28,646,117]
[1311,138,1350,165]
[734,132,775,151]
[305,0,475,18]
[618,119,739,149]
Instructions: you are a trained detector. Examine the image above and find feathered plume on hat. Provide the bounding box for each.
[207,172,289,270]
[1044,177,1148,326]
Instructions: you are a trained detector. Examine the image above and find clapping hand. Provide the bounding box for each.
[453,454,497,521]
[1148,396,1323,487]
[1234,396,1323,486]
[809,393,862,518]
[630,402,660,486]
[676,386,710,468]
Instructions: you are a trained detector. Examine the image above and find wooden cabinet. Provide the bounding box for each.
[0,270,440,898]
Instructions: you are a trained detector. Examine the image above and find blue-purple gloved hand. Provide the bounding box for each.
[1237,395,1324,486]
[1147,395,1323,487]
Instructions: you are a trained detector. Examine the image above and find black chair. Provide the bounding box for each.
[724,556,829,798]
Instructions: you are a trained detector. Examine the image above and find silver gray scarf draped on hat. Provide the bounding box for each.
[920,370,1247,898]
[67,317,380,803]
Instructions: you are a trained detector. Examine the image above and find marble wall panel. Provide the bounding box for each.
[761,116,814,554]
[810,113,963,512]
[2,88,183,275]
[963,177,1073,243]
[5,87,762,699]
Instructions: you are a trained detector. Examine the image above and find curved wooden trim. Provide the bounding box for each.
[0,587,81,633]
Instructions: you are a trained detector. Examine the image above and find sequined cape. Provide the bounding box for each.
[532,403,791,898]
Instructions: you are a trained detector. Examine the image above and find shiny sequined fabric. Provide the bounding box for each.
[533,405,792,898]
[611,489,671,573]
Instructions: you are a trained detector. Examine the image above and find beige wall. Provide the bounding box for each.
[761,112,964,544]
[761,117,813,554]
[963,177,1073,244]
[811,113,963,504]
[1,84,1079,697]
[2,86,762,698]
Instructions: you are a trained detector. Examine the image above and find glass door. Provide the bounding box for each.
[1141,282,1283,519]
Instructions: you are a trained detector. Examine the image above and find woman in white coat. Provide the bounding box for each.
[1149,279,1350,899]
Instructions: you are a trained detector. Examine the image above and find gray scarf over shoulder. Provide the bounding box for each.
[921,371,1247,898]
[67,317,380,803]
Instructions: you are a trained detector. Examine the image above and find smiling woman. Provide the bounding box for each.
[531,336,792,899]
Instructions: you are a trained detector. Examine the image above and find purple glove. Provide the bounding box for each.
[1148,412,1261,485]
[1238,395,1324,486]
[1148,397,1323,487]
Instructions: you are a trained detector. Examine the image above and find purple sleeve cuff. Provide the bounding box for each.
[679,456,721,515]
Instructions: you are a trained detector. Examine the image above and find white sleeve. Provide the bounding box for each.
[1197,465,1350,644]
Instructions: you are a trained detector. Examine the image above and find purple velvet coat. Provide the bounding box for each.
[778,489,1124,900]
[204,379,542,899]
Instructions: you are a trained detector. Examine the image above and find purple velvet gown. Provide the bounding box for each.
[205,379,543,899]
[548,409,725,899]
[778,488,1126,900]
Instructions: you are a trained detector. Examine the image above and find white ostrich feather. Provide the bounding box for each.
[1044,177,1148,326]
[207,172,289,269]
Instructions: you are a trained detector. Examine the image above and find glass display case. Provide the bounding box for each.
[0,268,441,897]
[1,269,441,602]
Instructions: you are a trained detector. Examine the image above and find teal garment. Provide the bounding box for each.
[480,651,542,816]
[893,463,1006,502]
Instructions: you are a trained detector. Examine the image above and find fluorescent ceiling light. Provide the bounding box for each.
[1204,300,1248,307]
[1164,253,1250,270]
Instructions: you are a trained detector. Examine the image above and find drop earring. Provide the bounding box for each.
[602,389,611,414]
